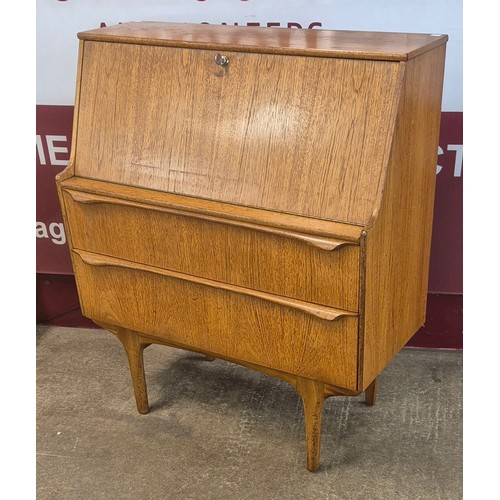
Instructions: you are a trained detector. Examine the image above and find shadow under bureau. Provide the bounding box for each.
[56,22,447,471]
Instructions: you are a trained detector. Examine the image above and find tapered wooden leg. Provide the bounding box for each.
[365,377,378,406]
[296,377,325,472]
[115,329,149,414]
[204,355,216,362]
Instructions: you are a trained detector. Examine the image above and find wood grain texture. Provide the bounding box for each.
[75,41,404,224]
[295,378,327,472]
[364,377,378,406]
[74,249,357,321]
[56,24,448,471]
[72,250,359,390]
[361,45,447,389]
[113,327,150,414]
[95,319,362,399]
[61,176,364,242]
[63,189,360,311]
[78,22,448,62]
[355,230,368,391]
[66,189,352,251]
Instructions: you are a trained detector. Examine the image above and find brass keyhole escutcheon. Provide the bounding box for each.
[215,53,229,67]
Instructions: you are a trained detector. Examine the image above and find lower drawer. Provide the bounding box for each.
[73,250,359,390]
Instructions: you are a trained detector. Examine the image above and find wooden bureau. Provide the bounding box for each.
[56,22,447,471]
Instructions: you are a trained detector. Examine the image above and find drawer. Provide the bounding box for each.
[63,189,360,311]
[73,250,359,390]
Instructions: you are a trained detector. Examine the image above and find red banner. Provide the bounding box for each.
[429,112,463,294]
[36,105,74,274]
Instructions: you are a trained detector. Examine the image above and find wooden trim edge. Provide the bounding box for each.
[74,249,358,321]
[65,189,356,251]
[60,178,363,242]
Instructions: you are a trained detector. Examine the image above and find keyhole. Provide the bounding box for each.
[215,53,229,67]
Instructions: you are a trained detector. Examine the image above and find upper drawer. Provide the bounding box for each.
[62,188,360,312]
[75,41,403,224]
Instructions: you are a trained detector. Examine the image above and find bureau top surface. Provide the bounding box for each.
[78,22,447,61]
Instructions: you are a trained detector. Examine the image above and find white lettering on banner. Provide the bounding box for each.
[99,21,322,29]
[448,144,463,177]
[437,146,443,174]
[36,135,69,167]
[47,136,69,166]
[36,222,66,245]
[36,135,46,165]
[437,144,463,177]
[201,21,322,29]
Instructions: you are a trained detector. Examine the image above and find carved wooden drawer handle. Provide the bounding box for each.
[74,249,358,322]
[65,189,357,252]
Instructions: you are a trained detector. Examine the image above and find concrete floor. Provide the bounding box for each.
[37,325,462,500]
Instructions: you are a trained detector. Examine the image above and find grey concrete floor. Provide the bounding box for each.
[37,325,462,500]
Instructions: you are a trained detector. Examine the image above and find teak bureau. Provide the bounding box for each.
[56,22,447,471]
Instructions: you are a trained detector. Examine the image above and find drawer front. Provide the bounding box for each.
[73,250,359,390]
[63,189,360,311]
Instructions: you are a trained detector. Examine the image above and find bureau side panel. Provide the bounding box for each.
[75,42,403,224]
[362,46,446,389]
[72,251,359,390]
